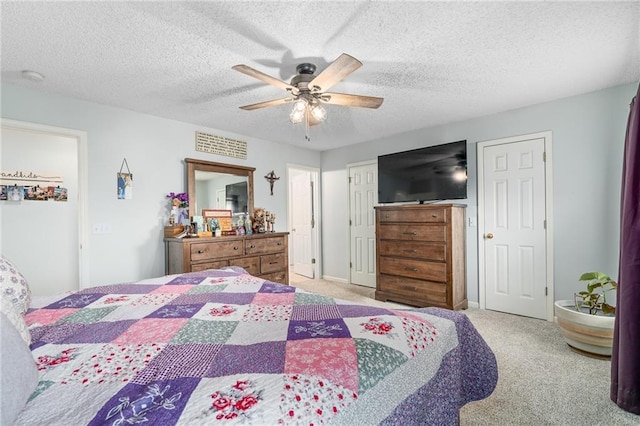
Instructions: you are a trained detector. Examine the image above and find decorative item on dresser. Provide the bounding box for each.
[165,232,289,284]
[375,203,467,310]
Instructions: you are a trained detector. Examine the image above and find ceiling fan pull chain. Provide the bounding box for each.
[305,108,311,142]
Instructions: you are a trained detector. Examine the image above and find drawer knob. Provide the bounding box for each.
[197,250,204,254]
[234,246,239,250]
[402,231,417,235]
[405,267,418,272]
[402,285,418,291]
[277,242,282,246]
[432,214,437,218]
[403,249,417,253]
[269,261,278,265]
[250,244,256,248]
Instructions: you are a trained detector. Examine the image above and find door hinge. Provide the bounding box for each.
[349,219,352,226]
[545,287,548,296]
[544,219,547,229]
[543,152,546,162]
[311,218,315,228]
[311,258,316,264]
[350,262,352,268]
[348,176,352,183]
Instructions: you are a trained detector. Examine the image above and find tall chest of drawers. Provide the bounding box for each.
[165,232,289,284]
[375,204,467,310]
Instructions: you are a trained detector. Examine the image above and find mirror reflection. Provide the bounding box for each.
[194,171,249,215]
[185,158,255,223]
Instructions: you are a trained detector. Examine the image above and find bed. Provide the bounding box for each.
[4,265,497,425]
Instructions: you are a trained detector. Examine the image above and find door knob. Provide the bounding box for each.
[486,233,494,239]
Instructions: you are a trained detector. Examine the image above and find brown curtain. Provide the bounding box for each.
[611,82,640,414]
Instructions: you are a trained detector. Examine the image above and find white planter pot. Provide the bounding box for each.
[554,300,615,357]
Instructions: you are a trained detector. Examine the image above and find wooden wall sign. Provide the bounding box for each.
[195,132,247,160]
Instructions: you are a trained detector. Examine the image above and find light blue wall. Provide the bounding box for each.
[1,84,321,286]
[320,82,637,302]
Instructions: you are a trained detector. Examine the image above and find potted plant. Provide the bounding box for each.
[554,272,617,357]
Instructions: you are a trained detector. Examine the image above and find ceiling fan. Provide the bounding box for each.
[232,53,384,141]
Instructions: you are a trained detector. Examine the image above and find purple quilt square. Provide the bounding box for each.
[46,293,102,309]
[291,304,342,321]
[337,304,394,318]
[287,318,351,341]
[205,341,286,378]
[88,377,200,426]
[31,322,87,344]
[132,343,222,385]
[208,293,254,305]
[167,276,206,285]
[62,320,136,344]
[259,282,295,294]
[147,303,204,319]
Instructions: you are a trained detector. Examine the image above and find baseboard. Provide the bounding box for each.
[322,275,348,284]
[468,301,479,309]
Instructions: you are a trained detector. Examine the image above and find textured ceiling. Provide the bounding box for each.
[1,1,639,151]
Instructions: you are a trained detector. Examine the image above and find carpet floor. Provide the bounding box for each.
[291,275,638,425]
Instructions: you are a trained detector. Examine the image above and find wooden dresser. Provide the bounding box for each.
[165,232,289,284]
[375,204,467,310]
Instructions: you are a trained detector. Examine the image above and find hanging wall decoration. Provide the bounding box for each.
[264,170,280,196]
[0,170,66,202]
[117,159,133,200]
[195,131,247,160]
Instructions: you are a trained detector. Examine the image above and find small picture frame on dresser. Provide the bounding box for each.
[202,209,233,231]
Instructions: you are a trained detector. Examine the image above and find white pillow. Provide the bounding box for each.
[1,298,31,345]
[0,255,31,315]
[0,311,39,425]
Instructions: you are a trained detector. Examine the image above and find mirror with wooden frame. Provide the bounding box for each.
[185,158,255,223]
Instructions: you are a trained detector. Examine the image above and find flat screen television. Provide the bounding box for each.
[378,140,467,203]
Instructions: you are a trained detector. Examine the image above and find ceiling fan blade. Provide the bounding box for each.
[322,92,384,109]
[232,64,297,93]
[239,97,293,111]
[309,53,362,93]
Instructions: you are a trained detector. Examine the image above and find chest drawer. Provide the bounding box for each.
[378,224,446,242]
[378,275,447,304]
[261,270,288,284]
[378,240,446,261]
[260,253,286,274]
[191,259,229,272]
[231,256,260,276]
[379,256,446,282]
[190,240,243,261]
[378,208,446,223]
[245,236,286,255]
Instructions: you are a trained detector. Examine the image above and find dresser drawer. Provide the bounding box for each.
[261,270,288,284]
[260,253,286,274]
[379,256,446,281]
[191,260,229,272]
[190,240,243,261]
[231,256,260,276]
[378,224,446,242]
[378,208,446,223]
[245,236,286,255]
[378,240,446,261]
[378,275,447,304]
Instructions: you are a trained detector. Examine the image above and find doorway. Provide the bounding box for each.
[347,160,377,288]
[0,118,88,295]
[477,131,554,321]
[287,165,320,280]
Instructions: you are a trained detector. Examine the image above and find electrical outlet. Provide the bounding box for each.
[92,224,112,234]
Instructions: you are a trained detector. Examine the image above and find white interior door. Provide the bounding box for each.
[348,161,377,288]
[479,134,551,320]
[291,170,314,278]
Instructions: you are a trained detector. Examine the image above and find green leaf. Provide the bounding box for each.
[602,304,616,315]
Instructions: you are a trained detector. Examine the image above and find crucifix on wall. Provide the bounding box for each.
[264,170,280,196]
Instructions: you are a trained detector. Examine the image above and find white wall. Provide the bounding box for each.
[1,84,321,286]
[321,82,637,303]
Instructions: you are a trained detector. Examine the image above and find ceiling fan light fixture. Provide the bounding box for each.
[289,98,307,124]
[310,103,327,122]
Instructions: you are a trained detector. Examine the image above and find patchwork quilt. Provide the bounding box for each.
[18,267,497,425]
